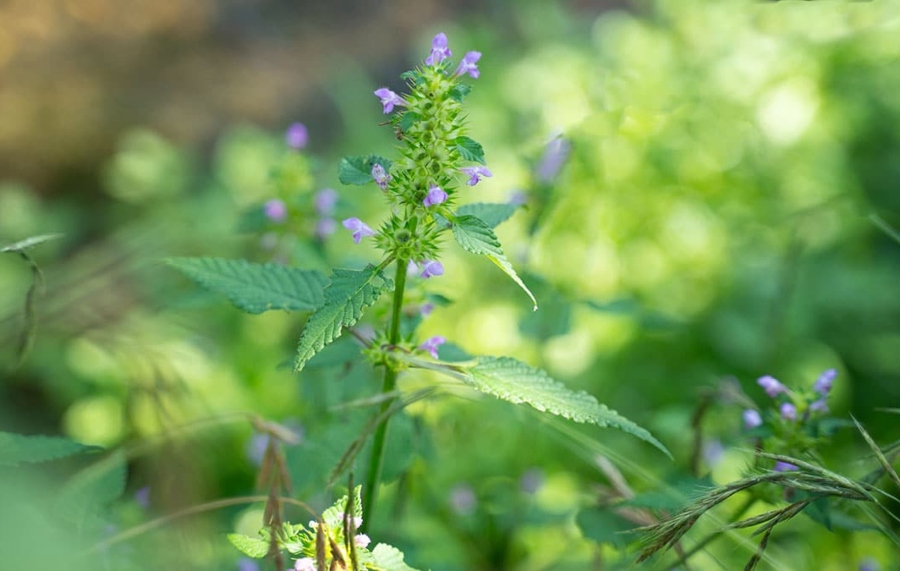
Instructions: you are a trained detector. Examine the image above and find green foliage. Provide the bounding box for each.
[55,451,126,532]
[453,136,485,165]
[0,431,95,467]
[294,265,394,371]
[455,202,520,229]
[167,257,327,314]
[0,233,63,253]
[451,215,538,310]
[368,544,419,571]
[339,155,393,186]
[465,357,669,456]
[227,533,270,558]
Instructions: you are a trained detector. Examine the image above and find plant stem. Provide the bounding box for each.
[675,494,758,566]
[362,256,409,531]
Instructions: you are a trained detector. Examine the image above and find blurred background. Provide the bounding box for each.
[2,1,900,569]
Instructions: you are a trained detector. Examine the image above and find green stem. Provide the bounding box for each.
[674,494,758,566]
[362,256,409,532]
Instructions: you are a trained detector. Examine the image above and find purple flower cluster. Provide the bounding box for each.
[342,217,376,244]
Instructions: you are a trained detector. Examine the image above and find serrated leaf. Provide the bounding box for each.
[456,202,520,228]
[323,485,363,528]
[370,543,421,571]
[451,215,537,310]
[1,233,63,253]
[339,155,392,186]
[56,451,126,531]
[454,136,485,165]
[449,83,472,102]
[227,533,270,558]
[465,357,669,456]
[0,432,95,467]
[294,266,392,371]
[399,112,420,132]
[167,257,327,314]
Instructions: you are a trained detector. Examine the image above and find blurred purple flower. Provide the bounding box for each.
[508,190,528,206]
[702,439,725,467]
[315,218,336,239]
[246,433,269,467]
[374,88,405,114]
[780,402,797,421]
[354,534,371,548]
[420,260,444,278]
[285,122,308,150]
[342,217,376,243]
[425,32,451,66]
[263,199,287,223]
[813,368,837,396]
[859,557,880,571]
[238,558,261,571]
[294,558,315,571]
[314,188,338,216]
[460,166,492,186]
[757,375,787,398]
[134,486,150,509]
[372,163,391,190]
[743,409,762,430]
[455,51,481,78]
[520,467,545,494]
[420,302,435,317]
[423,184,448,207]
[810,398,829,414]
[536,136,571,183]
[774,461,797,472]
[418,335,446,359]
[449,483,476,515]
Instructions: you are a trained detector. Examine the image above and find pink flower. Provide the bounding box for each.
[285,122,308,149]
[264,199,288,222]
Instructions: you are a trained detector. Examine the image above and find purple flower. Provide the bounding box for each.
[702,439,725,467]
[420,302,435,317]
[859,557,880,571]
[455,51,481,78]
[372,163,391,190]
[508,190,528,206]
[420,260,444,278]
[743,409,762,430]
[780,402,797,421]
[285,122,308,150]
[423,184,448,207]
[813,368,837,396]
[449,483,477,515]
[810,398,829,413]
[342,217,376,243]
[520,468,545,494]
[294,558,316,571]
[246,433,269,466]
[460,166,492,186]
[418,335,446,359]
[774,461,797,472]
[757,375,788,398]
[263,199,288,222]
[354,534,371,548]
[425,32,452,66]
[374,88,405,114]
[536,136,571,183]
[238,558,261,571]
[134,486,150,509]
[314,188,338,215]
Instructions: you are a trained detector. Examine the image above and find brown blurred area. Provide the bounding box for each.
[0,0,492,196]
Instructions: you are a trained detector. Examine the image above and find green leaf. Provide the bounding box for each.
[449,83,472,102]
[294,266,393,371]
[339,155,392,186]
[465,357,669,456]
[227,533,270,558]
[322,485,363,529]
[451,215,537,310]
[576,507,638,548]
[56,451,126,532]
[456,202,520,228]
[454,136,485,165]
[0,432,95,467]
[1,233,63,253]
[399,111,420,132]
[370,543,421,571]
[167,257,327,314]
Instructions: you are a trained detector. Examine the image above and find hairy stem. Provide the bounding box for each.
[362,256,409,531]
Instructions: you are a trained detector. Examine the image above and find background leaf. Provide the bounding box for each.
[465,357,669,456]
[55,451,126,532]
[454,136,485,164]
[452,215,537,310]
[167,257,327,314]
[294,265,393,371]
[1,233,63,253]
[338,155,393,185]
[370,543,421,571]
[455,203,520,229]
[227,534,270,558]
[0,432,95,467]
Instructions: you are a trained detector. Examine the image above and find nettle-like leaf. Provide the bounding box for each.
[294,266,393,371]
[227,533,270,558]
[0,432,96,467]
[167,257,327,314]
[454,136,485,165]
[322,485,363,529]
[369,543,421,571]
[456,202,520,229]
[56,451,127,532]
[451,215,537,310]
[464,357,669,456]
[339,155,393,186]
